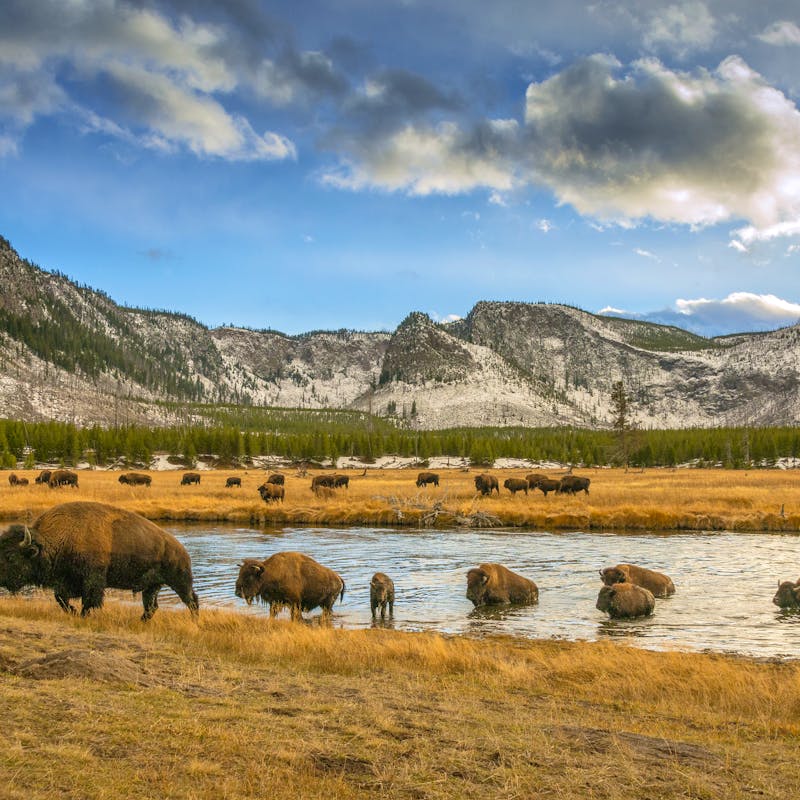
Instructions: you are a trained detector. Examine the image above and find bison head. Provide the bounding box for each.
[595,585,616,613]
[773,580,800,609]
[466,568,490,607]
[235,560,265,605]
[370,577,390,604]
[600,566,628,586]
[0,525,44,593]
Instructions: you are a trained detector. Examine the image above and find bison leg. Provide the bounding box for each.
[54,588,78,615]
[79,573,107,616]
[141,584,162,621]
[170,577,199,617]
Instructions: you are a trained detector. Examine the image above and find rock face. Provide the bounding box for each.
[2,234,800,429]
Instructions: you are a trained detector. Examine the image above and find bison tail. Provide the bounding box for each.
[339,580,346,604]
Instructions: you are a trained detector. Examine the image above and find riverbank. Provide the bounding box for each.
[1,596,798,799]
[3,467,800,532]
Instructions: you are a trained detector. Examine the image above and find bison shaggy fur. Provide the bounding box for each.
[600,563,676,598]
[35,470,52,485]
[558,475,590,494]
[258,483,285,502]
[48,469,79,488]
[235,551,345,620]
[773,579,800,609]
[474,473,499,496]
[333,474,350,489]
[416,471,440,488]
[466,563,538,607]
[533,478,560,496]
[266,473,285,485]
[596,583,655,618]
[311,475,336,494]
[525,473,547,489]
[180,472,201,485]
[370,572,395,619]
[118,472,152,486]
[225,477,242,488]
[0,501,199,620]
[503,478,529,495]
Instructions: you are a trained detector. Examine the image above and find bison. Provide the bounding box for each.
[370,572,395,619]
[311,475,336,494]
[258,483,285,502]
[118,472,152,487]
[333,475,350,489]
[558,475,591,495]
[533,478,561,496]
[416,471,440,488]
[8,474,28,486]
[0,501,199,621]
[525,473,547,489]
[225,477,242,488]
[180,472,201,486]
[600,563,676,598]
[474,473,499,496]
[48,469,79,488]
[773,579,800,609]
[466,563,538,607]
[503,478,529,495]
[35,470,52,485]
[596,583,655,619]
[266,474,285,485]
[234,551,345,621]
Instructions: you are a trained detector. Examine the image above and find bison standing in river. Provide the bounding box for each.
[466,563,538,607]
[474,474,499,496]
[773,579,800,609]
[416,471,440,488]
[600,563,676,598]
[596,583,655,619]
[0,501,199,620]
[234,551,345,621]
[370,572,395,619]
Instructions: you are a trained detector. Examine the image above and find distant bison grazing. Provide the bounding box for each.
[773,579,800,609]
[266,474,285,486]
[8,474,28,486]
[258,483,285,502]
[225,477,242,488]
[180,472,201,486]
[35,470,52,485]
[503,478,529,495]
[370,572,395,619]
[474,473,499,496]
[234,551,345,621]
[0,501,199,620]
[533,478,560,496]
[600,563,676,598]
[48,469,79,489]
[558,475,590,495]
[311,475,336,494]
[333,475,350,489]
[466,563,538,607]
[596,583,655,619]
[416,471,440,488]
[118,472,152,487]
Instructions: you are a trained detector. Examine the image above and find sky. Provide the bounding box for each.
[2,1,800,337]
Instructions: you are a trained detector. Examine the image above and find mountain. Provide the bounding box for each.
[2,235,799,429]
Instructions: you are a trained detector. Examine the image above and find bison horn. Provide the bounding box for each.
[20,526,32,548]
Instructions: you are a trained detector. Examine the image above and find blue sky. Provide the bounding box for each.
[2,0,800,336]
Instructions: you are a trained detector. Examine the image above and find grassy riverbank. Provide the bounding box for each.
[3,467,800,531]
[1,596,799,799]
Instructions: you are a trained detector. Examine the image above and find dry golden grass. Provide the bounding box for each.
[1,595,799,799]
[2,466,800,531]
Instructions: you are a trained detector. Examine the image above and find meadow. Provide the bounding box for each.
[3,466,800,532]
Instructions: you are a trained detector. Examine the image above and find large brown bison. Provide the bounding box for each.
[0,501,199,621]
[503,478,529,495]
[466,563,538,607]
[266,473,285,485]
[258,483,285,502]
[225,476,242,488]
[370,572,395,619]
[596,583,655,618]
[234,551,345,621]
[533,478,560,496]
[180,472,201,486]
[773,579,800,609]
[474,473,499,496]
[48,469,79,488]
[35,470,52,485]
[525,473,547,489]
[118,472,152,487]
[416,471,440,488]
[333,474,350,489]
[600,563,676,598]
[311,474,336,494]
[558,475,591,495]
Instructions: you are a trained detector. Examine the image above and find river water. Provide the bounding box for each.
[159,524,800,660]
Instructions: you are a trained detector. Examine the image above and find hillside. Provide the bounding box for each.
[1,235,799,429]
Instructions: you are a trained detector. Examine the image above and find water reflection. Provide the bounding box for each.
[157,524,800,660]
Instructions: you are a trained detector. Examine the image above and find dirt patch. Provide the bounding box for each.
[12,648,154,685]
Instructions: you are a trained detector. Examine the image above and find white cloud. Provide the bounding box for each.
[535,218,554,233]
[757,21,800,46]
[634,248,659,260]
[488,191,508,207]
[642,2,716,57]
[675,292,800,330]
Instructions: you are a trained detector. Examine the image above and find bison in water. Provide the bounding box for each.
[266,474,285,486]
[370,572,395,619]
[466,563,538,608]
[258,483,285,502]
[118,472,152,487]
[180,472,201,486]
[558,475,590,495]
[600,563,676,598]
[596,583,655,619]
[225,477,242,488]
[533,478,560,496]
[503,478,529,495]
[234,551,345,621]
[474,474,499,496]
[416,471,440,488]
[773,579,800,609]
[0,501,199,621]
[35,470,52,485]
[48,469,79,488]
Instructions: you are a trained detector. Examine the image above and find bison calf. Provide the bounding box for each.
[370,572,395,619]
[596,583,655,618]
[773,579,800,609]
[600,563,676,598]
[466,563,538,607]
[503,478,529,495]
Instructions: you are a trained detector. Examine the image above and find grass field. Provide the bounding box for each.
[1,596,799,799]
[3,466,800,531]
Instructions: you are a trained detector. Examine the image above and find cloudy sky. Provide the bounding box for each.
[3,0,800,336]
